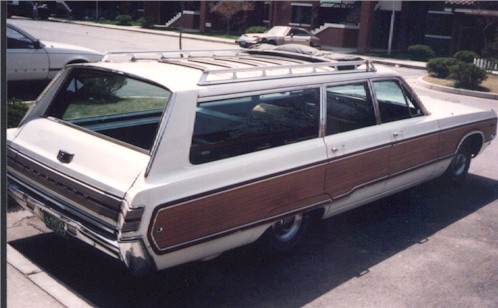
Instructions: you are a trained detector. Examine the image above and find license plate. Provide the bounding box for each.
[43,211,67,238]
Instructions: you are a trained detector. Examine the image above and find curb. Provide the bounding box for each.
[369,58,427,70]
[7,244,93,308]
[49,18,235,46]
[418,77,498,100]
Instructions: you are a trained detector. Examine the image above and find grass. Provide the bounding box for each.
[423,74,498,94]
[63,97,166,120]
[94,19,142,27]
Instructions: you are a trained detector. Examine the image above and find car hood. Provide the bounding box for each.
[237,33,269,40]
[41,40,102,57]
[421,96,497,129]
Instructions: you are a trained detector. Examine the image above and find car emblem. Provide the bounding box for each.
[57,150,74,164]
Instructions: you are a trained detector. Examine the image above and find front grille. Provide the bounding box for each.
[7,148,122,222]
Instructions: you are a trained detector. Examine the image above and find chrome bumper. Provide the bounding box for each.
[8,181,156,276]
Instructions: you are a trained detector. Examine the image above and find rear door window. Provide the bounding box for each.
[326,82,377,135]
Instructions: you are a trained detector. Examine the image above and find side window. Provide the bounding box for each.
[7,27,35,49]
[373,80,423,123]
[294,29,309,37]
[190,88,320,164]
[326,82,376,135]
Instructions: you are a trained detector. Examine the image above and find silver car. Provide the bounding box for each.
[6,23,102,82]
[236,26,320,48]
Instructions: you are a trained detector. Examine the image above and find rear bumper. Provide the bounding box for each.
[7,181,156,276]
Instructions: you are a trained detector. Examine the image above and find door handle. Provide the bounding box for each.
[392,131,405,137]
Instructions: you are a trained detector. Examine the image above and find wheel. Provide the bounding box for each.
[445,145,471,184]
[258,213,311,255]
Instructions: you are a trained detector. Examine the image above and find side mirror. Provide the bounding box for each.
[33,39,42,49]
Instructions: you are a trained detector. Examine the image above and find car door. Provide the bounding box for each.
[284,28,311,45]
[371,78,440,191]
[6,25,49,81]
[323,81,392,207]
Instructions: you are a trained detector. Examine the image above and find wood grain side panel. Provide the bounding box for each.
[439,119,497,157]
[325,146,391,198]
[390,134,439,175]
[151,165,328,251]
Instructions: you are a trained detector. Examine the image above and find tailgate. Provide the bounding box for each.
[8,118,149,198]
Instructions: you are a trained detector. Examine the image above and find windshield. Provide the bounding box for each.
[46,68,171,151]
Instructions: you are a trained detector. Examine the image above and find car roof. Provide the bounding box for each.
[82,48,397,95]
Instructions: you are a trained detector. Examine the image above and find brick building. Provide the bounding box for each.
[67,1,498,56]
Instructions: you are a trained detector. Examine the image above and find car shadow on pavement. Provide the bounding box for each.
[9,173,498,307]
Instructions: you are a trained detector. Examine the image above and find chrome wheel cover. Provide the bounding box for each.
[272,214,303,242]
[452,152,468,177]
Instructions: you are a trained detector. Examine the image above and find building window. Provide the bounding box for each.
[263,2,271,24]
[291,4,312,26]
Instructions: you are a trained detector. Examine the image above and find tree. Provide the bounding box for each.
[470,2,498,52]
[211,1,254,35]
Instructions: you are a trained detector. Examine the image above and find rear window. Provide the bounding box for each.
[46,68,171,151]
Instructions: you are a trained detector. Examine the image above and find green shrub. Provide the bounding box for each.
[453,50,479,63]
[245,26,267,33]
[137,16,154,28]
[407,44,435,61]
[115,15,132,26]
[8,99,30,128]
[449,62,488,89]
[427,57,460,78]
[482,39,498,61]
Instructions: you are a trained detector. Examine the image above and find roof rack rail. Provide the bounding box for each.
[198,60,375,86]
[101,49,245,62]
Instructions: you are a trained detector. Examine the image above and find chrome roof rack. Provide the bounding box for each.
[101,49,245,62]
[198,60,375,86]
[101,49,376,86]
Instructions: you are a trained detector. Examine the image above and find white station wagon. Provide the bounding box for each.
[7,48,497,276]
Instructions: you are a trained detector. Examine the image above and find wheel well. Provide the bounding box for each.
[460,133,483,157]
[309,207,325,221]
[67,59,88,65]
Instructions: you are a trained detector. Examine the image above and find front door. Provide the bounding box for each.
[7,26,49,81]
[371,79,440,191]
[323,81,391,205]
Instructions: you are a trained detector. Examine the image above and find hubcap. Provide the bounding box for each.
[272,214,303,242]
[452,153,467,177]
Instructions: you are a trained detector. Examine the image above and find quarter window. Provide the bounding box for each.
[190,88,320,164]
[326,82,376,135]
[373,80,423,123]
